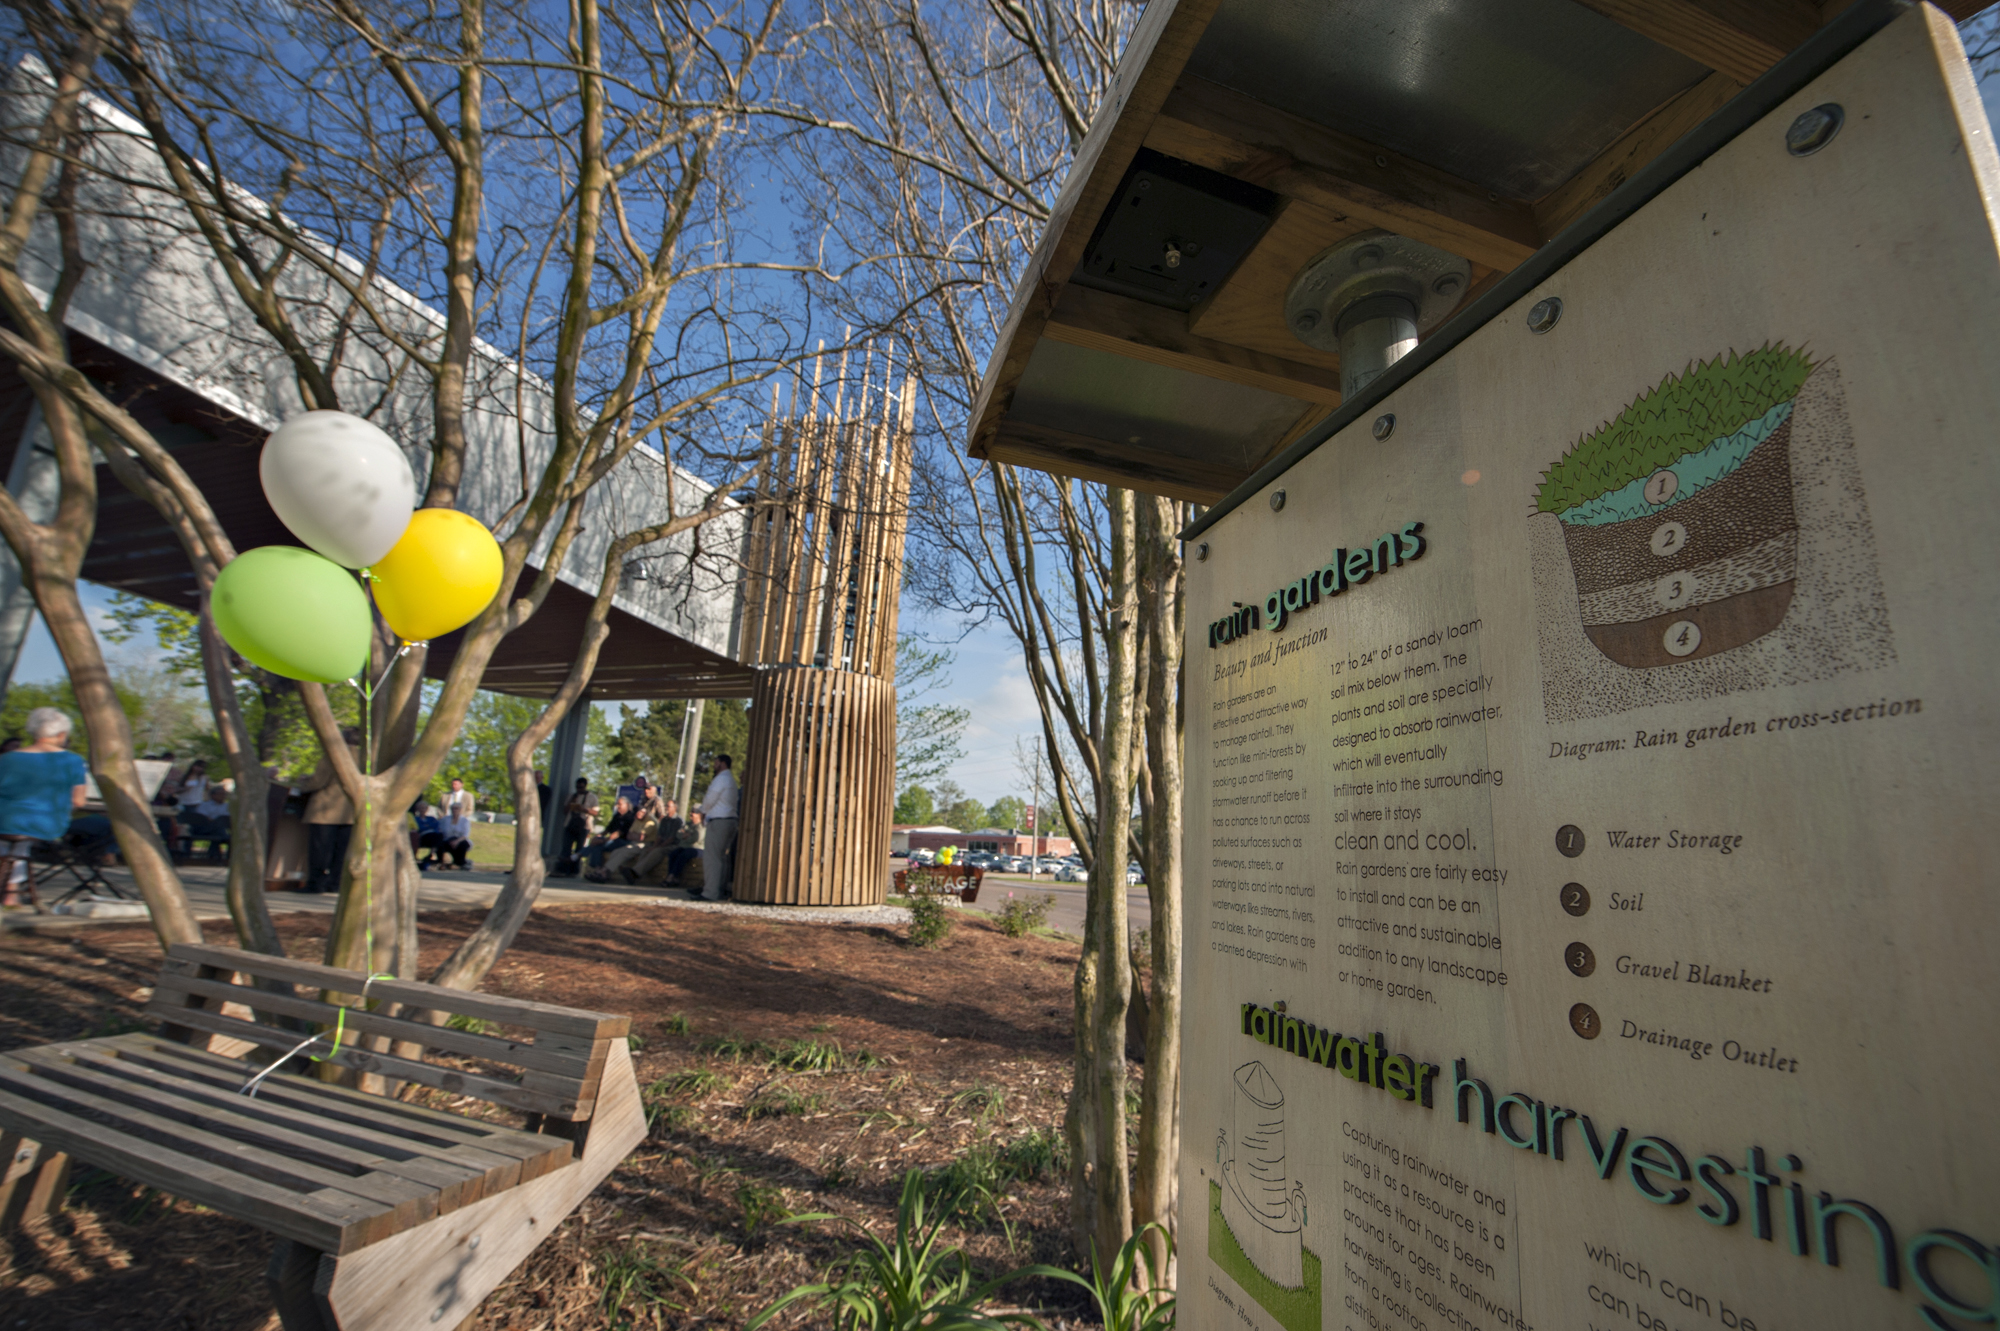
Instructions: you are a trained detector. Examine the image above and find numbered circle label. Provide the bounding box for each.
[1560,883,1590,917]
[1663,619,1703,657]
[1643,470,1680,506]
[1649,521,1688,558]
[1555,825,1586,858]
[1569,1003,1602,1040]
[1565,942,1597,977]
[1655,571,1696,610]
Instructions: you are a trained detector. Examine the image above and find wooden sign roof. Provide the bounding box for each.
[967,0,1991,508]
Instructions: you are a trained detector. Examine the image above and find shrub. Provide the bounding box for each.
[747,1170,1049,1331]
[1534,344,1813,514]
[1044,1223,1177,1331]
[997,892,1055,938]
[906,893,952,948]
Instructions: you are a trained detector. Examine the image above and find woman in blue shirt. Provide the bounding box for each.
[0,708,89,907]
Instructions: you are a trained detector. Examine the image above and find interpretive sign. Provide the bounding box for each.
[1179,12,2000,1331]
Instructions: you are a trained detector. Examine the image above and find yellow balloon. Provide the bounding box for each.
[368,508,503,642]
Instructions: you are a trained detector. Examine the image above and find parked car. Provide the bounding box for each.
[1127,863,1144,886]
[908,849,936,865]
[1055,862,1088,883]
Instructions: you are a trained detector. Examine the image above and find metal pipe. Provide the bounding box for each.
[1335,291,1419,400]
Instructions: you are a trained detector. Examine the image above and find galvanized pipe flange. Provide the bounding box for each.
[1284,231,1471,398]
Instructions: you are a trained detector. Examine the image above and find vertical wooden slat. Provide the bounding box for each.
[734,348,908,906]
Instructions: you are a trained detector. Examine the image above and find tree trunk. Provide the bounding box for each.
[29,537,199,946]
[1069,486,1139,1270]
[197,609,280,956]
[426,698,564,991]
[1134,493,1184,1280]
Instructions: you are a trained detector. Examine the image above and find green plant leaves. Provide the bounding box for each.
[1535,344,1814,514]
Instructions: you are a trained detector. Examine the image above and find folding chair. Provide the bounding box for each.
[32,825,125,911]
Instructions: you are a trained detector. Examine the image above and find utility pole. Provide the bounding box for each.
[1029,737,1043,879]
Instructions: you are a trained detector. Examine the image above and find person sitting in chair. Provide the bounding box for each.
[181,782,233,862]
[0,708,88,908]
[433,805,474,869]
[413,801,443,865]
[583,795,636,877]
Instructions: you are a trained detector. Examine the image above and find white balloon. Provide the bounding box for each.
[259,411,417,568]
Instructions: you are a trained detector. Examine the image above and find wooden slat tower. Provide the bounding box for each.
[734,347,915,906]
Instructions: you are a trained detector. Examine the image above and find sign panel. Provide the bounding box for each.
[1179,13,2000,1331]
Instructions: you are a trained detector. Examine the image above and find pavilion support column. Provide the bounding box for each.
[735,666,895,906]
[0,405,62,704]
[673,697,707,815]
[541,690,590,861]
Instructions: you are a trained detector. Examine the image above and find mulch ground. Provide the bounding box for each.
[0,903,1102,1330]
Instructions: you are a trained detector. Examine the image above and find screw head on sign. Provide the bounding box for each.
[1786,103,1843,156]
[1526,297,1563,334]
[1373,414,1396,442]
[1270,489,1287,512]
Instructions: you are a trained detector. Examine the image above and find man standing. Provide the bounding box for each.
[698,753,738,901]
[442,777,476,820]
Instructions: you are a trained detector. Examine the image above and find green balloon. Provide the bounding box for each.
[212,546,372,683]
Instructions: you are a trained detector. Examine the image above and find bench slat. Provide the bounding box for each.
[15,1045,507,1214]
[0,1078,380,1253]
[0,1057,438,1232]
[100,1036,569,1180]
[149,971,597,1079]
[167,944,628,1039]
[150,1003,588,1119]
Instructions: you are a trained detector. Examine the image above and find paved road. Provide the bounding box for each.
[974,872,1153,939]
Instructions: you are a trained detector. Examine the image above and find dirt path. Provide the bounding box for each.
[0,905,1105,1330]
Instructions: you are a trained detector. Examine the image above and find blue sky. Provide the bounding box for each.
[13,26,1999,809]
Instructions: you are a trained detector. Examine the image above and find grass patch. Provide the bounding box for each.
[696,1032,771,1061]
[948,1082,1005,1119]
[655,1067,728,1098]
[766,1036,877,1073]
[598,1239,692,1327]
[735,1182,791,1246]
[444,1012,498,1035]
[660,1012,694,1036]
[925,1126,1067,1228]
[1535,344,1813,514]
[744,1084,827,1120]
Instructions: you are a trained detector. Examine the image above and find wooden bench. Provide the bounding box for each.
[0,942,645,1330]
[891,863,984,904]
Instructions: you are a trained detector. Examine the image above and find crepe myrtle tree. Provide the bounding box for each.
[780,0,1184,1276]
[0,0,815,985]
